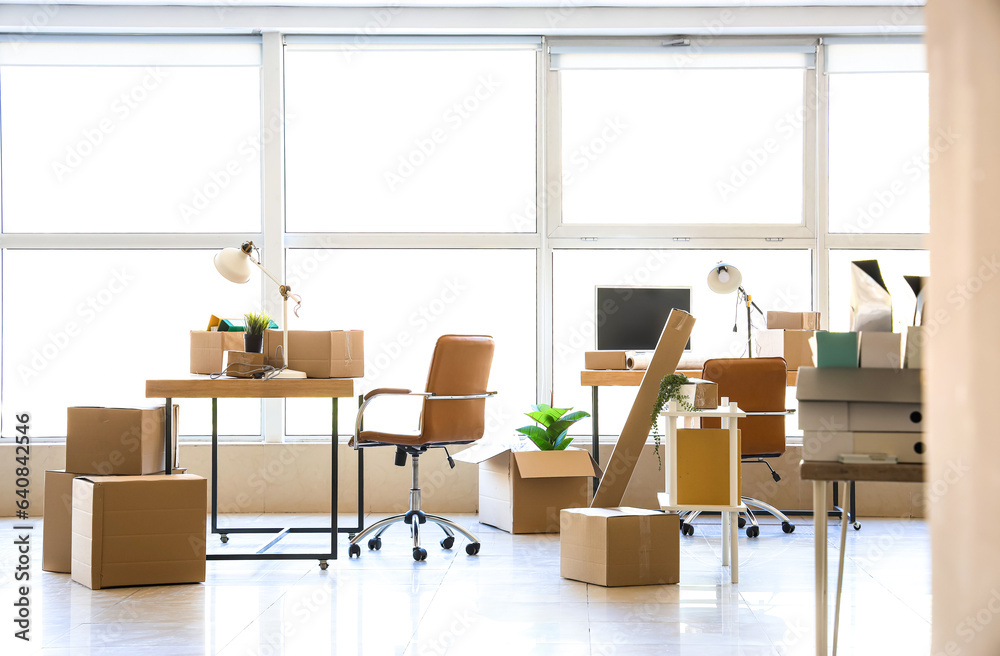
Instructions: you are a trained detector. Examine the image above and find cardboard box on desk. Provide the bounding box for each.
[263,330,364,378]
[66,406,179,476]
[905,326,924,369]
[767,311,821,330]
[802,431,925,463]
[190,330,244,374]
[585,351,630,370]
[560,508,679,587]
[43,468,187,574]
[71,474,207,590]
[798,401,923,432]
[454,444,601,534]
[683,378,719,410]
[756,329,816,370]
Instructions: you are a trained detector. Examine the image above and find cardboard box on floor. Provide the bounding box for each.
[592,309,696,508]
[560,508,679,587]
[454,445,601,534]
[71,474,207,590]
[263,329,364,378]
[190,330,244,374]
[66,405,179,476]
[767,311,821,330]
[43,468,187,574]
[756,329,817,370]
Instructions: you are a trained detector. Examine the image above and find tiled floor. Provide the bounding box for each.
[1,513,930,655]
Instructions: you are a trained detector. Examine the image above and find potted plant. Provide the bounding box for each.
[516,404,590,451]
[242,311,271,354]
[649,373,697,469]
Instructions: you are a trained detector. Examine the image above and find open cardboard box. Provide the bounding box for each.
[455,441,601,534]
[263,329,364,378]
[190,330,244,374]
[65,405,179,476]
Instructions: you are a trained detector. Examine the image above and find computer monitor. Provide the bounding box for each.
[596,286,692,351]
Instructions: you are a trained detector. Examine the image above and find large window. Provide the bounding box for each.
[283,38,538,233]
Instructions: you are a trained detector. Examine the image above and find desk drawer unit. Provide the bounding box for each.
[798,401,923,432]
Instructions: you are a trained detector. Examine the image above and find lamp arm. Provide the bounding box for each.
[738,287,764,316]
[246,256,287,296]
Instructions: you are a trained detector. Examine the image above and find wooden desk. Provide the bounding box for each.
[146,376,361,568]
[800,461,924,656]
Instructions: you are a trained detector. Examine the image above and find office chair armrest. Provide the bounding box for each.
[742,409,797,416]
[424,392,498,400]
[363,387,413,401]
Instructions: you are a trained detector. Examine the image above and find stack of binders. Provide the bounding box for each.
[797,367,924,463]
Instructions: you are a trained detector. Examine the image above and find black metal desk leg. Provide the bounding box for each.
[212,398,219,537]
[164,397,173,472]
[591,386,600,493]
[331,397,338,561]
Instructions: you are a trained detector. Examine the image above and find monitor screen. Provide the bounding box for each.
[596,286,692,351]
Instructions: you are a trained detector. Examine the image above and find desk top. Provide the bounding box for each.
[799,460,924,483]
[146,376,356,399]
[581,369,798,387]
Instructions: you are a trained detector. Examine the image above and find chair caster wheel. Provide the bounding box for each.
[319,561,329,570]
[220,534,229,544]
[348,543,361,558]
[746,525,760,538]
[413,547,428,561]
[853,522,862,531]
[465,542,480,556]
[348,533,356,541]
[738,516,746,529]
[782,521,795,534]
[368,538,382,551]
[680,523,695,537]
[440,536,455,550]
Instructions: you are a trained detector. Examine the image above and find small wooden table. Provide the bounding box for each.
[800,460,924,656]
[146,376,361,568]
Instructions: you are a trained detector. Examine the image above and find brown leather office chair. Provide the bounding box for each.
[347,335,496,561]
[686,357,795,538]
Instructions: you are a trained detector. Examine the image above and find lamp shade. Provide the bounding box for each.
[707,263,742,294]
[214,247,253,284]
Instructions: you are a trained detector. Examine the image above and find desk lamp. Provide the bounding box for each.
[707,262,764,358]
[214,241,306,378]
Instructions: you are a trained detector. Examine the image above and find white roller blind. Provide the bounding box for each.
[549,44,815,70]
[0,35,262,67]
[825,38,925,73]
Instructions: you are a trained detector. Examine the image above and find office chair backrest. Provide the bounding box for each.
[420,335,495,445]
[701,357,787,457]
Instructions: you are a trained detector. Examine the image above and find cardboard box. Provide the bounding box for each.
[43,468,187,573]
[585,351,630,370]
[560,508,679,587]
[458,447,601,534]
[796,367,922,404]
[683,378,719,410]
[190,330,244,374]
[263,330,364,378]
[859,332,903,368]
[675,429,741,505]
[811,332,859,367]
[767,311,821,330]
[71,474,207,590]
[854,432,926,464]
[905,326,924,369]
[66,405,179,476]
[801,431,854,462]
[756,329,817,370]
[224,350,266,378]
[593,309,696,508]
[798,401,923,432]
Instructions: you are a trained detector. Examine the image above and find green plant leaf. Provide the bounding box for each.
[516,425,548,445]
[526,411,554,428]
[554,435,574,450]
[560,410,591,423]
[525,431,553,451]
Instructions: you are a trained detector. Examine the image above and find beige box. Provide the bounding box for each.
[756,329,817,370]
[190,330,244,374]
[905,326,925,369]
[767,311,821,330]
[796,367,922,404]
[584,351,630,370]
[458,447,601,534]
[801,431,855,462]
[798,401,923,432]
[263,330,364,378]
[854,432,926,464]
[224,350,266,378]
[71,474,207,590]
[859,332,903,368]
[560,508,679,587]
[43,468,187,573]
[675,429,741,505]
[66,406,179,476]
[683,378,719,410]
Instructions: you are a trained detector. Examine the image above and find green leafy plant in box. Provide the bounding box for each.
[649,373,696,469]
[516,404,591,451]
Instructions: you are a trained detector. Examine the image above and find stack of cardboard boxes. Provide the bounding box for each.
[757,311,822,371]
[798,327,924,464]
[43,406,208,590]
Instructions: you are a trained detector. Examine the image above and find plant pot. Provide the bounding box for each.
[676,384,698,409]
[244,333,263,354]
